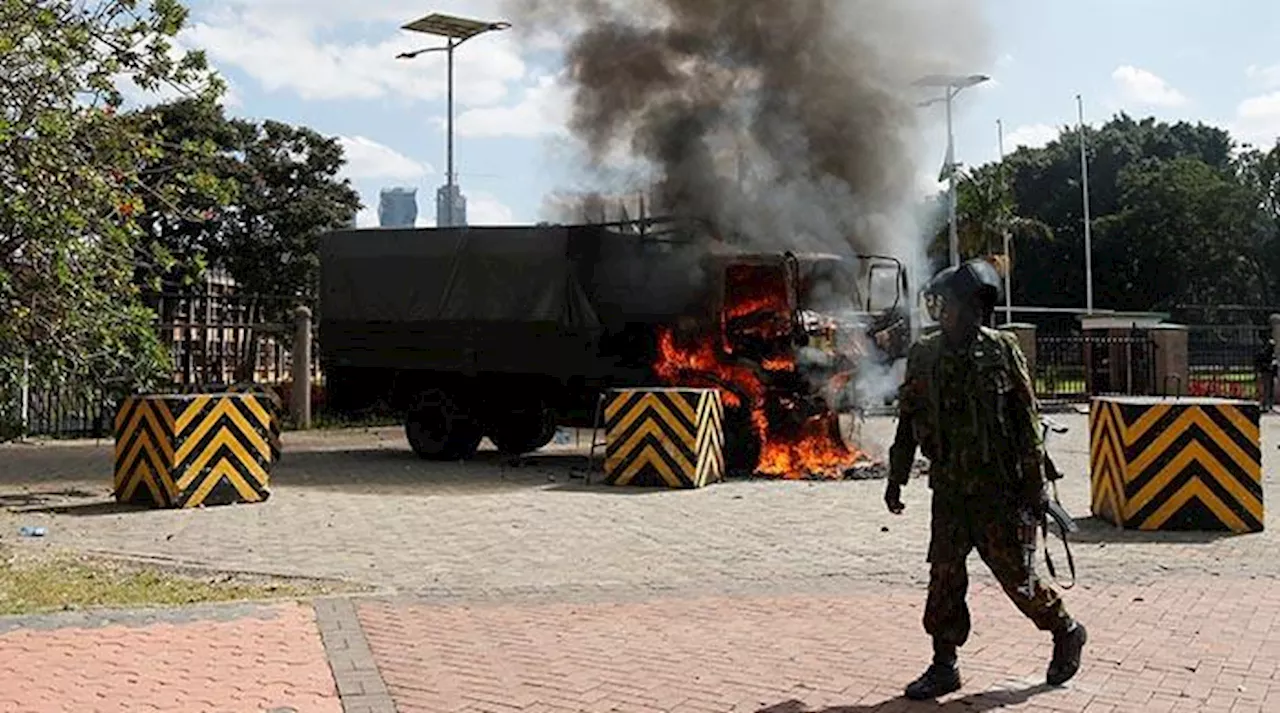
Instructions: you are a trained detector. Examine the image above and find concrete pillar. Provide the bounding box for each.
[1000,322,1037,380]
[291,305,312,429]
[1149,324,1188,397]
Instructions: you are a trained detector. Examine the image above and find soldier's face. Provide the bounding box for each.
[939,298,980,339]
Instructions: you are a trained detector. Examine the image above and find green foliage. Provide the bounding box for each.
[127,97,241,290]
[937,113,1280,314]
[217,120,361,300]
[0,0,227,438]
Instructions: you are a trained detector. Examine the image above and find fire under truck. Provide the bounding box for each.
[318,217,911,476]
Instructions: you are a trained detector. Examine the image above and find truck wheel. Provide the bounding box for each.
[405,389,483,460]
[488,406,557,455]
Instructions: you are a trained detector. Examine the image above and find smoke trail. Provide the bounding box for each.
[508,0,990,264]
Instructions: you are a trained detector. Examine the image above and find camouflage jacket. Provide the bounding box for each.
[888,326,1044,502]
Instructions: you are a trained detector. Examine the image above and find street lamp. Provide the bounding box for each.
[998,118,1012,324]
[915,74,990,268]
[397,12,511,227]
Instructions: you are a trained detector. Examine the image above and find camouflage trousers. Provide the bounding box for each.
[923,492,1073,648]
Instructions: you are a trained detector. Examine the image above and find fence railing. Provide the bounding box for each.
[1185,324,1269,400]
[142,291,312,386]
[1035,331,1157,401]
[12,291,319,439]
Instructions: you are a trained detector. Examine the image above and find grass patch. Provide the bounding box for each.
[0,547,357,617]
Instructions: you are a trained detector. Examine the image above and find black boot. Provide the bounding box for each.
[1046,621,1087,686]
[904,641,962,700]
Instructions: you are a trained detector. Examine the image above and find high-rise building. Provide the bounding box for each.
[378,187,418,228]
[436,184,467,228]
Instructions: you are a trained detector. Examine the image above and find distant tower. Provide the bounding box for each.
[378,187,418,228]
[436,184,468,228]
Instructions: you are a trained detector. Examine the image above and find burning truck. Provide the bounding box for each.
[318,216,911,478]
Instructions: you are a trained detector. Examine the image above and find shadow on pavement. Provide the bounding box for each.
[0,487,102,509]
[265,448,592,494]
[758,683,1054,712]
[1067,516,1236,544]
[16,500,152,517]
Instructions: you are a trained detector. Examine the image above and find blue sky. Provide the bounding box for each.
[136,0,1280,228]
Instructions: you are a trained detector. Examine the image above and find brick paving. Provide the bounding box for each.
[0,601,341,712]
[356,578,1280,712]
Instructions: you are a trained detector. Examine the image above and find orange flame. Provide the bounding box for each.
[653,283,860,479]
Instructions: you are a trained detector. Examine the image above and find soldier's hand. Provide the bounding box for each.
[884,482,905,515]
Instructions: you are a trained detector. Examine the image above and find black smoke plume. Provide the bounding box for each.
[509,0,991,261]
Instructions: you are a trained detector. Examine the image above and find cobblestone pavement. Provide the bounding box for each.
[1,413,1278,600]
[0,601,341,712]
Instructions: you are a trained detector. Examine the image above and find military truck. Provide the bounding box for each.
[317,217,909,470]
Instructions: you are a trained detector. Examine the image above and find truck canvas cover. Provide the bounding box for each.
[320,226,600,327]
[319,223,712,376]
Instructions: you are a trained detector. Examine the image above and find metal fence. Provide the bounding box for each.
[144,291,305,386]
[13,370,114,440]
[1185,324,1269,400]
[13,291,318,439]
[1035,331,1157,401]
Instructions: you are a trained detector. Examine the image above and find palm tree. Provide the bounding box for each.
[931,162,1054,268]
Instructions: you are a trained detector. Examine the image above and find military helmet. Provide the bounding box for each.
[923,259,1003,320]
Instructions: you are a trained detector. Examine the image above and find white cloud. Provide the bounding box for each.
[355,204,378,228]
[1231,92,1280,148]
[466,192,518,225]
[337,136,430,180]
[454,75,571,138]
[1002,123,1058,152]
[181,1,527,106]
[111,34,240,110]
[1111,65,1188,108]
[1246,64,1280,90]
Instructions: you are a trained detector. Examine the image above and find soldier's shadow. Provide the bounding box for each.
[758,683,1054,712]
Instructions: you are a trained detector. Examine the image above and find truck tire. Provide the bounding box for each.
[722,407,762,475]
[488,406,558,455]
[405,388,483,460]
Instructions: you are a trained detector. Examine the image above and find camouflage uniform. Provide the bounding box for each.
[889,325,1072,649]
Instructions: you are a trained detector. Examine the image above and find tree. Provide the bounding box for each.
[0,0,225,437]
[216,120,360,301]
[1093,157,1266,311]
[992,115,1247,311]
[931,162,1053,264]
[128,97,241,290]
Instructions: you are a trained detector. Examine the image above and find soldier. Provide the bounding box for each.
[885,259,1087,700]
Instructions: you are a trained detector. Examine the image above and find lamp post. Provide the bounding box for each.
[397,13,510,227]
[998,118,1012,324]
[1076,94,1094,314]
[915,74,990,268]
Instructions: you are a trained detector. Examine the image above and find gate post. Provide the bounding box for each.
[1149,324,1188,397]
[291,305,312,429]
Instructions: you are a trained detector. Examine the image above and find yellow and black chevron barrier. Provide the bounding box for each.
[1089,396,1263,533]
[167,383,283,463]
[603,388,724,489]
[113,392,276,509]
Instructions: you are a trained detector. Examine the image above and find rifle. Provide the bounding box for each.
[1039,416,1077,590]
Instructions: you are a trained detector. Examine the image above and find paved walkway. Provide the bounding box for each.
[0,602,341,712]
[353,577,1280,713]
[3,414,1279,602]
[5,573,1271,712]
[0,413,1278,711]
